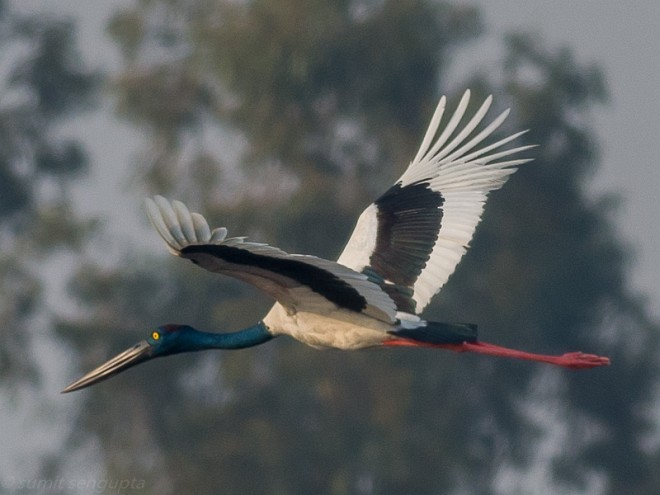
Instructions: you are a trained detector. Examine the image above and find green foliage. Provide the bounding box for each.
[11,17,98,117]
[52,1,659,494]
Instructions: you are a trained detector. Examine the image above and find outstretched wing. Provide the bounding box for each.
[337,90,534,314]
[146,196,396,323]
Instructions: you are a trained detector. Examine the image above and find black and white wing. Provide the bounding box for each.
[146,196,397,323]
[337,90,534,314]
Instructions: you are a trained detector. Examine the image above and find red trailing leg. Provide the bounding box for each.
[383,338,610,369]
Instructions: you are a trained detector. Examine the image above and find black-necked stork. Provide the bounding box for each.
[63,90,609,393]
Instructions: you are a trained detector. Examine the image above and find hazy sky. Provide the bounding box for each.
[18,0,660,319]
[470,1,660,319]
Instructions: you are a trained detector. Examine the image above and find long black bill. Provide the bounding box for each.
[62,340,153,393]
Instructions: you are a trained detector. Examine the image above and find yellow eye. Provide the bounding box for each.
[152,331,160,340]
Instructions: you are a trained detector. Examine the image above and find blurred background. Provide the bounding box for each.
[1,0,658,493]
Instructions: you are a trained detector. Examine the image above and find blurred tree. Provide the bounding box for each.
[59,1,658,494]
[0,4,98,384]
[0,3,99,490]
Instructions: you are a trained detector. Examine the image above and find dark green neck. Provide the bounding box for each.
[161,322,275,355]
[194,322,274,350]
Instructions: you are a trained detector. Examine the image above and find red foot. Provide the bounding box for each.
[383,339,610,369]
[553,352,611,369]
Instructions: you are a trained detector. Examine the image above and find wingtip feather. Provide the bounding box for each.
[172,200,197,243]
[146,195,225,252]
[191,212,212,242]
[145,197,181,251]
[412,95,447,164]
[419,90,472,164]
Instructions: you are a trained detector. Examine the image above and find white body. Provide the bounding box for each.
[263,302,393,349]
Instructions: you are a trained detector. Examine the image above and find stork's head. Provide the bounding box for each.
[62,324,197,393]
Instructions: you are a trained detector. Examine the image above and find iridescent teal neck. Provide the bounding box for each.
[195,322,274,350]
[153,322,274,356]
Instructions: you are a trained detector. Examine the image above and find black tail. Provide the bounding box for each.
[390,321,478,345]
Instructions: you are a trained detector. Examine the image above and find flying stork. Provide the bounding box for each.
[63,90,609,393]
